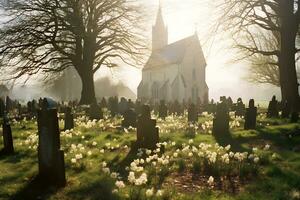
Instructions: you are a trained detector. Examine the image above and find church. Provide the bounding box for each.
[138,5,209,104]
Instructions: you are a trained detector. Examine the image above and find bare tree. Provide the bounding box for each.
[215,0,300,111]
[0,0,146,104]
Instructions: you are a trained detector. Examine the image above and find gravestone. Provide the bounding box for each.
[174,100,183,115]
[118,97,128,115]
[89,103,103,120]
[135,100,143,116]
[227,97,233,110]
[158,100,168,120]
[128,99,135,109]
[235,98,246,117]
[37,98,66,187]
[281,101,291,118]
[100,98,107,108]
[5,96,12,113]
[267,96,279,118]
[136,105,159,150]
[1,114,14,154]
[244,99,257,130]
[291,112,299,123]
[0,98,4,118]
[64,107,74,131]
[212,102,229,136]
[108,96,119,116]
[122,108,137,128]
[17,103,22,116]
[188,103,198,123]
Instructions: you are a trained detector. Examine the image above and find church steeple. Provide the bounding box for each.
[152,2,168,51]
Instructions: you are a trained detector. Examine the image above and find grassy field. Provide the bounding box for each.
[0,111,300,200]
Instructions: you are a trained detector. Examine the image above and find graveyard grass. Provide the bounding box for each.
[1,111,300,200]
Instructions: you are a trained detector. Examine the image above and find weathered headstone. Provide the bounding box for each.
[1,114,14,154]
[212,102,229,136]
[122,108,137,128]
[267,96,279,118]
[291,112,299,123]
[136,105,159,150]
[89,103,103,120]
[135,100,143,116]
[281,101,291,118]
[188,103,198,123]
[37,98,66,187]
[0,98,5,118]
[118,97,129,115]
[100,97,107,108]
[64,107,74,131]
[5,96,12,113]
[244,99,257,130]
[158,100,168,120]
[235,98,246,117]
[108,96,119,117]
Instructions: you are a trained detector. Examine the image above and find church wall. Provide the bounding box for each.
[180,42,208,103]
[141,64,179,102]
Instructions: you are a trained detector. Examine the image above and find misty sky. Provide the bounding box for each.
[5,0,282,102]
[96,0,281,102]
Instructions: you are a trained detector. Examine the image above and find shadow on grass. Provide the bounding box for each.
[9,175,61,200]
[213,131,249,152]
[0,150,33,164]
[112,143,138,176]
[67,176,119,200]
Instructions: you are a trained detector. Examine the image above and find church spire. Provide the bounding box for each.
[152,1,168,51]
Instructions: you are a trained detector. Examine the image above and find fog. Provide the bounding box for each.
[3,0,284,102]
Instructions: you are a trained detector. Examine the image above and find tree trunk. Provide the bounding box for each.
[78,69,96,105]
[279,0,300,112]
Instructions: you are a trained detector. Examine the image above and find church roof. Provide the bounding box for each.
[144,34,204,70]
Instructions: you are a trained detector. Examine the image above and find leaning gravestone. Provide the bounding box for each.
[136,105,159,150]
[212,102,229,136]
[37,98,66,187]
[188,103,198,123]
[1,113,14,154]
[267,96,279,118]
[244,99,257,130]
[158,100,168,120]
[64,107,74,131]
[122,108,137,128]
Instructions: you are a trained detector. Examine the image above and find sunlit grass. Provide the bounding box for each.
[0,113,300,200]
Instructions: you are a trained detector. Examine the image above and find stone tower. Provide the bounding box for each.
[152,3,168,51]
